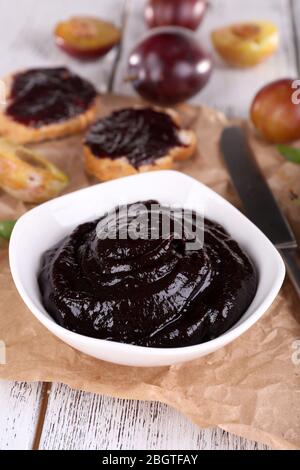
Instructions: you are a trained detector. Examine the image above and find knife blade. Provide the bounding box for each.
[220,125,300,297]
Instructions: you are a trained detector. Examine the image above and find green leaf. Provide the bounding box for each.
[277,145,300,164]
[0,220,16,240]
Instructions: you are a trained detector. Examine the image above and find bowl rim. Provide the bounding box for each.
[9,170,286,358]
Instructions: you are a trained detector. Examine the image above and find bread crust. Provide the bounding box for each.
[0,73,98,143]
[83,108,197,181]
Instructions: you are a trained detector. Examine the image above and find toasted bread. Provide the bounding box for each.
[83,107,197,181]
[0,70,98,144]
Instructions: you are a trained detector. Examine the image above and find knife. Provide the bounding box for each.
[220,125,300,297]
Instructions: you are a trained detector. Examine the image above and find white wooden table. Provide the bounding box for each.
[0,0,299,450]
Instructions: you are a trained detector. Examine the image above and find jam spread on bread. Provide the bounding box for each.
[84,108,185,168]
[6,67,96,127]
[39,201,257,348]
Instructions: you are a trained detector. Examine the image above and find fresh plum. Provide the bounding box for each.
[145,0,207,31]
[127,27,212,106]
[251,79,300,143]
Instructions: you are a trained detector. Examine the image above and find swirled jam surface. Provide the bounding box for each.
[38,201,257,348]
[84,108,184,168]
[6,67,97,127]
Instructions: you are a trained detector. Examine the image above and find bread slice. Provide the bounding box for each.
[0,73,98,144]
[83,107,197,181]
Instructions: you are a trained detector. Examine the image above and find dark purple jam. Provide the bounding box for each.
[6,67,97,127]
[84,108,184,168]
[38,201,258,348]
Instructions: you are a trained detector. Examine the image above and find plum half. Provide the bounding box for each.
[127,27,212,106]
[54,16,121,61]
[211,21,279,67]
[0,138,69,203]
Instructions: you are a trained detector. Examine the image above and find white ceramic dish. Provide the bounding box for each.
[9,170,285,367]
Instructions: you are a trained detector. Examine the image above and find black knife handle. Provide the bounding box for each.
[280,248,300,298]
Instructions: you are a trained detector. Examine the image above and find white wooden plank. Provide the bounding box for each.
[0,381,43,450]
[35,0,274,451]
[0,0,125,451]
[39,383,268,450]
[0,0,291,451]
[0,0,126,92]
[291,0,300,74]
[114,0,297,116]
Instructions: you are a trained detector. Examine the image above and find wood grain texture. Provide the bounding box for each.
[0,381,43,450]
[291,0,300,74]
[39,384,267,450]
[38,0,295,451]
[0,0,125,451]
[1,0,298,450]
[0,0,125,92]
[114,0,298,116]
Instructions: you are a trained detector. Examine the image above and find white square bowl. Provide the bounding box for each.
[9,171,285,367]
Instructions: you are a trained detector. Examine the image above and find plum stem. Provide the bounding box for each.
[123,74,138,83]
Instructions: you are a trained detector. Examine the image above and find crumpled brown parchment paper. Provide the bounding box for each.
[0,94,300,450]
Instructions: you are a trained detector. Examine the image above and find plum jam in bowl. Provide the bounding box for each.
[9,171,285,367]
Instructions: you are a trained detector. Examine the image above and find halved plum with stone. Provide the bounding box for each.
[212,21,279,67]
[54,16,121,61]
[0,138,69,202]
